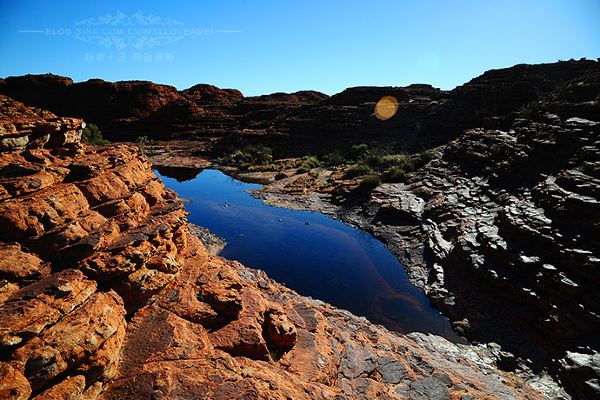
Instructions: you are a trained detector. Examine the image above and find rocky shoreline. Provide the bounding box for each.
[187,223,227,256]
[146,63,600,398]
[248,119,600,398]
[250,91,600,399]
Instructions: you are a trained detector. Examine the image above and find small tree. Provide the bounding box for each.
[137,136,150,154]
[81,123,109,145]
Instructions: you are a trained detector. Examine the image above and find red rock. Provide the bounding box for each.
[0,270,96,349]
[3,61,598,153]
[0,363,31,400]
[76,172,131,206]
[81,382,103,400]
[182,83,243,104]
[0,95,83,151]
[100,236,544,399]
[77,321,126,382]
[13,290,125,391]
[264,309,297,354]
[0,243,49,282]
[31,375,86,400]
[0,183,90,242]
[0,280,19,305]
[209,316,271,360]
[0,166,64,199]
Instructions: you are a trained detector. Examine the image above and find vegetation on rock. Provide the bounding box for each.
[81,123,109,146]
[345,162,372,177]
[356,175,382,192]
[296,156,321,173]
[223,144,273,168]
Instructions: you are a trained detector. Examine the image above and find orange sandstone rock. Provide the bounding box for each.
[0,95,547,399]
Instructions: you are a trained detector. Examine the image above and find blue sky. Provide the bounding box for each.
[0,0,598,96]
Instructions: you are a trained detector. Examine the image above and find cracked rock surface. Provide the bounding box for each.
[0,96,547,399]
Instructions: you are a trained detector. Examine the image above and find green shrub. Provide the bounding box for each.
[518,103,537,118]
[412,150,434,169]
[229,149,251,164]
[402,158,416,172]
[365,146,390,167]
[224,144,273,166]
[345,163,372,178]
[349,143,370,160]
[363,153,385,168]
[356,175,382,192]
[296,163,311,173]
[382,166,406,182]
[137,135,155,155]
[324,151,346,166]
[295,156,320,174]
[380,153,408,167]
[304,156,321,168]
[81,123,109,145]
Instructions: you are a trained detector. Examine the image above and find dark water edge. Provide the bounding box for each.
[153,165,203,182]
[156,168,463,342]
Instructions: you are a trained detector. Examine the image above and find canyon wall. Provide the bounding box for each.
[357,76,600,399]
[2,60,599,155]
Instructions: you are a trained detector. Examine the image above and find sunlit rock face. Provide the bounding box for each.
[0,94,83,152]
[0,96,188,398]
[0,95,548,399]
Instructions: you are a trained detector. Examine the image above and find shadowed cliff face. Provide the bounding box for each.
[253,67,600,399]
[0,96,550,399]
[1,60,599,155]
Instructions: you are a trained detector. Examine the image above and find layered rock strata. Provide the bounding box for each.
[0,97,549,399]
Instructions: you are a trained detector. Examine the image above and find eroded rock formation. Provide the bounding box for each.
[0,96,549,399]
[2,60,599,157]
[255,65,600,399]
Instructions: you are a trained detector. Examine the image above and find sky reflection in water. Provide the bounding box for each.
[157,169,461,341]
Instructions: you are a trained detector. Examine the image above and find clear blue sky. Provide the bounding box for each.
[0,0,598,96]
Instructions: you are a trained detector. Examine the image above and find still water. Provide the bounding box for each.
[156,168,460,341]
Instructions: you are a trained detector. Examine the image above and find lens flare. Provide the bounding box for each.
[374,96,398,120]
